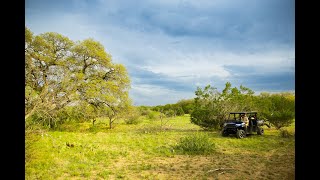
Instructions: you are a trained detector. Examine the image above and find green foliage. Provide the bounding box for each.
[259,94,295,129]
[138,106,152,116]
[279,128,294,138]
[174,133,215,155]
[152,99,194,116]
[190,85,224,130]
[56,105,93,123]
[125,116,141,125]
[165,109,176,117]
[190,82,273,130]
[147,111,158,120]
[176,107,185,116]
[124,107,142,124]
[25,28,76,122]
[25,27,132,129]
[176,99,195,114]
[190,108,218,130]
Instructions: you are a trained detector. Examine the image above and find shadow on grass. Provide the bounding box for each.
[54,122,110,133]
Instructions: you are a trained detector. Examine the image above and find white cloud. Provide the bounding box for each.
[138,49,294,81]
[130,84,194,106]
[142,62,230,79]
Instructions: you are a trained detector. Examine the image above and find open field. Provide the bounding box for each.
[26,114,295,180]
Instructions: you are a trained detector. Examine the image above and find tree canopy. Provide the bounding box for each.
[25,27,131,128]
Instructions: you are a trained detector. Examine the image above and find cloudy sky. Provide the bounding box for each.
[26,0,295,106]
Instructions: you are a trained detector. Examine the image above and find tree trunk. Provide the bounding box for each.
[109,118,112,129]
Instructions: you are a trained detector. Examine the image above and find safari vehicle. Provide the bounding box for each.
[221,111,265,139]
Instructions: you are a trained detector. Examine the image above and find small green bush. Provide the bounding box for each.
[124,114,142,124]
[174,133,215,154]
[279,129,294,138]
[147,111,158,120]
[139,107,151,116]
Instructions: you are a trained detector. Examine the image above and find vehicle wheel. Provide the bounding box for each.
[257,127,264,135]
[222,130,229,137]
[236,130,246,139]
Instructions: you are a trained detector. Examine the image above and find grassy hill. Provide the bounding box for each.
[26,114,295,179]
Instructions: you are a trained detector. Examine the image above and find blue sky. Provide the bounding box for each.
[26,0,295,106]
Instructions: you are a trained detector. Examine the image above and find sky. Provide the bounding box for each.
[26,0,295,106]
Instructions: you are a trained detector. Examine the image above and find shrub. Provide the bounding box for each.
[124,114,141,124]
[190,109,221,130]
[174,133,215,154]
[165,109,175,117]
[147,111,158,120]
[260,94,295,129]
[176,107,185,116]
[138,106,151,116]
[279,129,294,138]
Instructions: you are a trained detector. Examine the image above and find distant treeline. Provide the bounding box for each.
[150,99,195,116]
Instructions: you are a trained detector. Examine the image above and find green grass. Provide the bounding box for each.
[26,114,295,179]
[175,132,216,155]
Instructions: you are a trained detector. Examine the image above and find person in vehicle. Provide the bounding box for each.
[241,113,249,130]
[250,114,256,120]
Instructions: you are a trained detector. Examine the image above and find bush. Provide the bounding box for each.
[124,114,141,124]
[165,109,175,117]
[260,94,295,129]
[26,111,59,129]
[147,111,158,120]
[190,109,221,130]
[176,107,185,116]
[138,106,151,116]
[279,129,294,138]
[174,133,215,155]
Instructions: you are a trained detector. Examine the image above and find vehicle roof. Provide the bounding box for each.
[229,111,257,114]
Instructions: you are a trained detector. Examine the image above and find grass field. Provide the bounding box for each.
[25,114,295,180]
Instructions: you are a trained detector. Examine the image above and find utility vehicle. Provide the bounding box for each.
[221,111,265,139]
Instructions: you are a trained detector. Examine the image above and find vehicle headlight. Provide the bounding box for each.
[223,123,227,127]
[236,123,245,127]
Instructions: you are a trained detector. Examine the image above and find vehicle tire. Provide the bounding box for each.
[222,130,229,137]
[236,130,246,139]
[257,127,264,135]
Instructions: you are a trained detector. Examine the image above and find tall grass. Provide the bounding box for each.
[175,132,215,155]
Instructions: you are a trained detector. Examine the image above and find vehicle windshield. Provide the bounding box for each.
[227,112,257,121]
[227,113,242,121]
